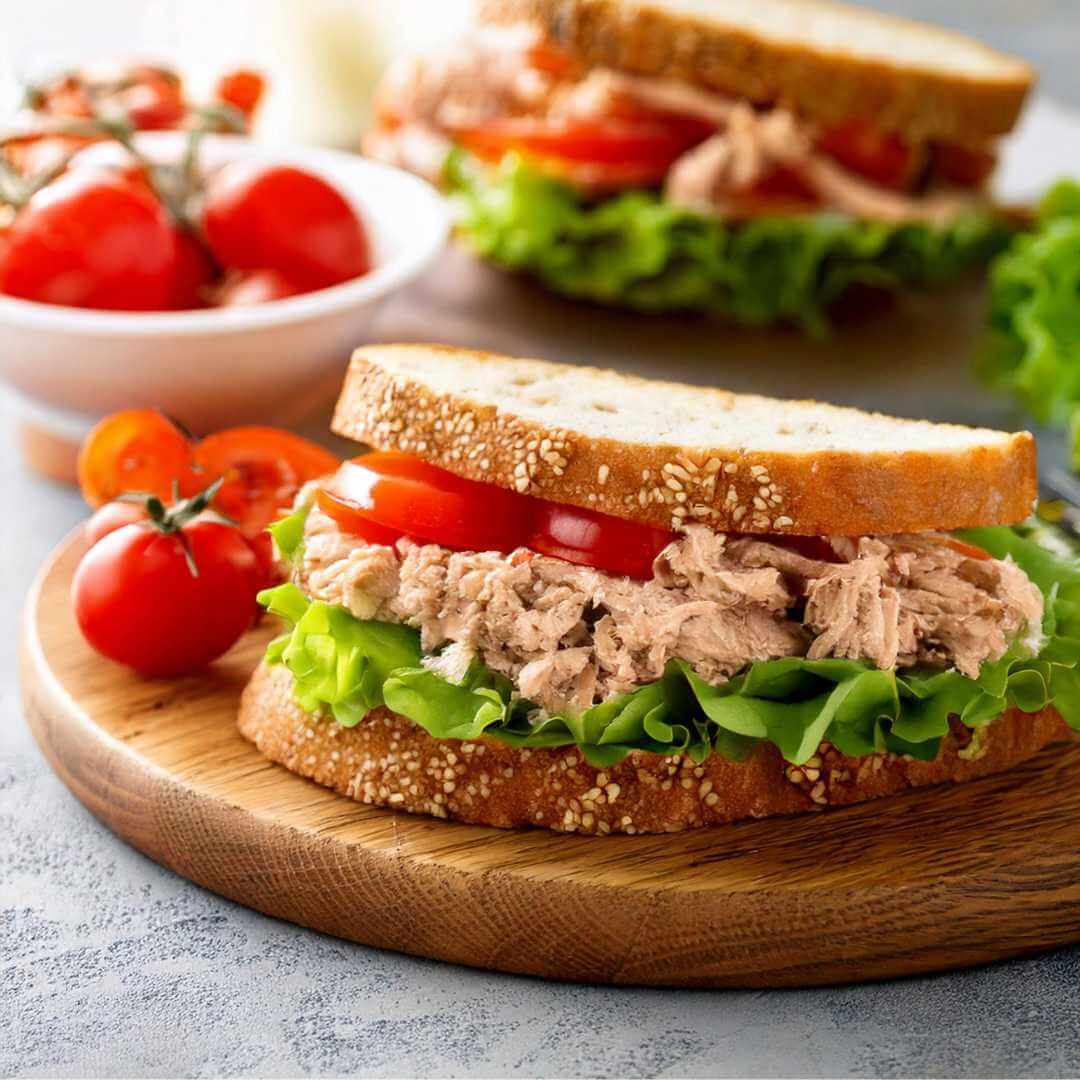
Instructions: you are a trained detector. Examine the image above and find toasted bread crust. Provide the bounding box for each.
[330,345,1037,537]
[239,662,1069,834]
[478,0,1034,142]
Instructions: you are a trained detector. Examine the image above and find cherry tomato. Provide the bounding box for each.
[168,227,216,309]
[0,170,179,310]
[931,142,997,189]
[202,163,371,290]
[454,117,708,182]
[529,501,674,579]
[193,427,339,536]
[84,500,147,546]
[214,69,265,121]
[78,409,196,507]
[118,75,186,129]
[321,453,529,552]
[73,518,258,677]
[214,269,306,307]
[818,120,919,191]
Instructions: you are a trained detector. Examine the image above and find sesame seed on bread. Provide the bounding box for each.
[330,344,1037,537]
[239,661,1069,835]
[477,0,1035,143]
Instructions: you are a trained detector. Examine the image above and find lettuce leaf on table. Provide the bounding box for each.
[445,150,1012,335]
[259,520,1080,769]
[977,179,1080,425]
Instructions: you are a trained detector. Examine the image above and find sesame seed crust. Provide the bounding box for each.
[239,662,1068,835]
[330,346,1037,537]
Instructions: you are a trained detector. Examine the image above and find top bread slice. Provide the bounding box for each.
[331,345,1036,537]
[477,0,1034,143]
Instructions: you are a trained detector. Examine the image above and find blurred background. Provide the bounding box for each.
[1,0,1076,146]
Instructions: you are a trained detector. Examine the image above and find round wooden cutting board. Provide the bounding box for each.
[19,533,1080,988]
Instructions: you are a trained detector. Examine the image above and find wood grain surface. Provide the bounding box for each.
[19,532,1080,988]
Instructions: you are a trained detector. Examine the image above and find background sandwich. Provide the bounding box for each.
[241,345,1079,834]
[365,0,1034,330]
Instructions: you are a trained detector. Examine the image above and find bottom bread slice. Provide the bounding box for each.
[239,661,1070,834]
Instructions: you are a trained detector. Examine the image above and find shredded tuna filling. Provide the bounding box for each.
[368,27,991,224]
[296,508,1043,715]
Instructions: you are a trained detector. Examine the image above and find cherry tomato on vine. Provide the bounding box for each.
[202,162,372,290]
[0,170,180,310]
[214,69,265,121]
[74,509,259,677]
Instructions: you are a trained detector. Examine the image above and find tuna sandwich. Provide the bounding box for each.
[240,345,1080,834]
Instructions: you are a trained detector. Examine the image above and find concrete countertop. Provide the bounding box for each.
[4,2,1080,1076]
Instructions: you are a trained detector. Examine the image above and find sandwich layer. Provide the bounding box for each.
[239,661,1069,834]
[332,345,1037,536]
[477,0,1034,142]
[297,507,1043,715]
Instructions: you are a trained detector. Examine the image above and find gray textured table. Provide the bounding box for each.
[5,3,1080,1077]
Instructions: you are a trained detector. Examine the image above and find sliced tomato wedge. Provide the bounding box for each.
[529,501,675,580]
[453,116,710,182]
[78,409,196,507]
[193,427,339,536]
[321,453,529,552]
[818,120,920,191]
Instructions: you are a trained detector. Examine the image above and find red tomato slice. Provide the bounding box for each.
[818,120,919,191]
[931,142,997,189]
[78,409,196,507]
[529,501,674,580]
[316,487,405,546]
[320,453,676,578]
[454,116,709,179]
[193,427,339,536]
[322,453,530,552]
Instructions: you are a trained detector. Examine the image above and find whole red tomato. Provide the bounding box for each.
[0,170,179,310]
[73,510,259,677]
[202,162,371,290]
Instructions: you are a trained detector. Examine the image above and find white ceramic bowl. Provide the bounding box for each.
[0,132,449,437]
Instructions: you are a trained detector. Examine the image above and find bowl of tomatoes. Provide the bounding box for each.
[0,129,449,452]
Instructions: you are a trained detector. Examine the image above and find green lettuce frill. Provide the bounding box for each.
[445,150,1013,335]
[977,179,1080,426]
[259,513,1080,769]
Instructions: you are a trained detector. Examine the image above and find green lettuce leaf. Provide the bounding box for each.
[259,524,1080,767]
[976,179,1080,425]
[445,150,1012,335]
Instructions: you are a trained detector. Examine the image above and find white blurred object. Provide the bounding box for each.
[0,0,476,149]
